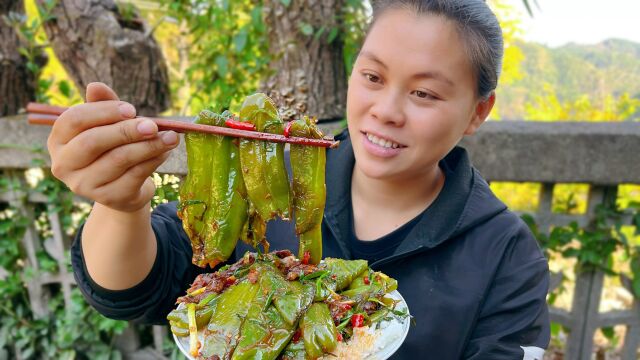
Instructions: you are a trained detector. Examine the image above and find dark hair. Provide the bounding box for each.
[368,0,504,99]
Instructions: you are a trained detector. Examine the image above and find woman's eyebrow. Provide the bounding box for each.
[360,50,453,87]
[359,51,387,69]
[412,71,454,87]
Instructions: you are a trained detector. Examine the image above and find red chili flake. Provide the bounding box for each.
[363,276,370,285]
[340,303,352,311]
[292,329,302,343]
[337,332,343,342]
[225,119,256,131]
[331,274,337,280]
[225,275,237,286]
[351,314,364,328]
[302,251,311,265]
[284,121,294,137]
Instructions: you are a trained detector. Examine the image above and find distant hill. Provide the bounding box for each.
[496,39,640,120]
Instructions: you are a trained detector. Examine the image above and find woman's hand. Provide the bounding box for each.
[47,82,179,212]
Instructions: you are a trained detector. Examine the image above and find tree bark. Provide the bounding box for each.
[37,0,170,115]
[0,0,39,116]
[262,0,347,122]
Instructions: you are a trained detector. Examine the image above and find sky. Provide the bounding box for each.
[512,0,640,47]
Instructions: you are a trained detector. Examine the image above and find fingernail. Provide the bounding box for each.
[137,119,156,136]
[161,131,178,145]
[119,103,136,118]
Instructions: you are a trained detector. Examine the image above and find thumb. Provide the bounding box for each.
[86,82,119,103]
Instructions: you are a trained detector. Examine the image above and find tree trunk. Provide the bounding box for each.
[37,0,170,115]
[0,0,40,116]
[262,0,347,122]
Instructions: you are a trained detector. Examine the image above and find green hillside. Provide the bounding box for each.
[496,39,640,121]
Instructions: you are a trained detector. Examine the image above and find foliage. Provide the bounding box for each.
[0,165,128,359]
[20,0,83,106]
[157,0,271,114]
[497,39,640,121]
[0,164,184,358]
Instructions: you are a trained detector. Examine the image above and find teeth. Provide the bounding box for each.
[366,133,401,149]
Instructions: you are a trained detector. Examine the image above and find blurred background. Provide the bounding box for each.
[0,0,638,359]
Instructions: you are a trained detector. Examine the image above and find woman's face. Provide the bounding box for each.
[347,9,493,181]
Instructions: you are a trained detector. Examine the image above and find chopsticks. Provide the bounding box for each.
[26,103,340,148]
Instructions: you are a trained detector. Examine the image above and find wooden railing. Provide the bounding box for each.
[1,115,639,359]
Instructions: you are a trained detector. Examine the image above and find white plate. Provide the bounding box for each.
[173,290,410,360]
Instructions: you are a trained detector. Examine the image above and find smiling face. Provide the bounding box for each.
[347,9,494,182]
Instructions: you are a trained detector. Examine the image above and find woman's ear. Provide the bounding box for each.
[464,92,496,136]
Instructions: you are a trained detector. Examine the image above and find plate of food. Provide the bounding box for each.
[168,251,411,360]
[168,93,411,359]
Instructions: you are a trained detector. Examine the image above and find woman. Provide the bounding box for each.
[50,0,550,358]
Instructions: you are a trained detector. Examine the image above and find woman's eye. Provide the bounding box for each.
[412,90,436,100]
[364,73,381,83]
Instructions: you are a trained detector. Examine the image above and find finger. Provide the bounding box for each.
[86,82,119,102]
[59,117,160,170]
[49,100,137,146]
[93,153,171,211]
[84,131,179,187]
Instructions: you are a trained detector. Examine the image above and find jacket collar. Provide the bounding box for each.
[323,130,507,267]
[323,129,356,259]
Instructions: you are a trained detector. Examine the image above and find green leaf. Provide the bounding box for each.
[215,55,228,77]
[601,326,615,340]
[314,26,326,41]
[234,28,248,53]
[280,0,291,7]
[300,22,313,36]
[327,27,339,43]
[58,80,72,98]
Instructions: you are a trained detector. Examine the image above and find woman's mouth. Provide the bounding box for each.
[361,131,406,158]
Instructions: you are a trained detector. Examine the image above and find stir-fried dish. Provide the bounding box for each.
[169,251,406,359]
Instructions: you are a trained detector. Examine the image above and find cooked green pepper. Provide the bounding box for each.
[289,116,326,265]
[167,305,214,334]
[240,203,268,251]
[169,323,189,337]
[347,270,398,294]
[339,271,398,315]
[300,303,338,359]
[312,258,368,301]
[274,280,316,326]
[324,258,368,291]
[280,339,306,360]
[178,110,248,268]
[232,263,297,360]
[200,281,259,359]
[239,93,291,229]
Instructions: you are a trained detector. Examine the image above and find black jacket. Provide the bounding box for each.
[72,131,550,359]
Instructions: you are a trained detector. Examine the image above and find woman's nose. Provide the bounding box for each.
[370,90,406,127]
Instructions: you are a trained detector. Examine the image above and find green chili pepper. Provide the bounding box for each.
[169,322,190,337]
[178,110,249,268]
[167,305,215,331]
[240,203,268,251]
[232,263,309,359]
[199,281,260,359]
[239,93,291,228]
[288,116,326,265]
[324,258,368,291]
[280,339,307,360]
[300,303,338,359]
[274,279,316,326]
[348,271,398,293]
